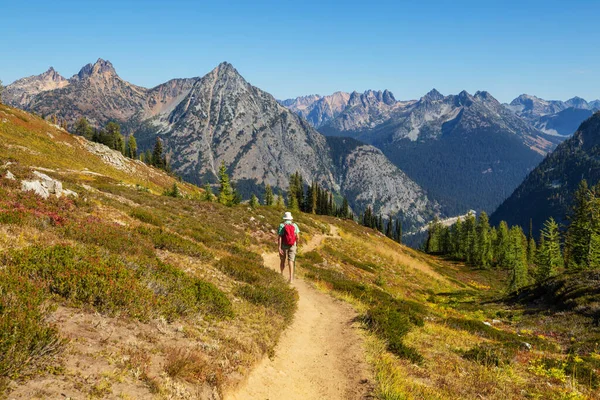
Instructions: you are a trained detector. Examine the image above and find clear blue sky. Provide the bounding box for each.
[2,0,599,103]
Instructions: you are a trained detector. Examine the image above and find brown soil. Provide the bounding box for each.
[226,228,374,400]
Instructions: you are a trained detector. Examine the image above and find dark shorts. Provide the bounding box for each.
[280,244,297,262]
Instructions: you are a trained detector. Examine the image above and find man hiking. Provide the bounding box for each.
[278,211,299,283]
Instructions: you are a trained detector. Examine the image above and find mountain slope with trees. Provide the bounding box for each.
[491,112,600,235]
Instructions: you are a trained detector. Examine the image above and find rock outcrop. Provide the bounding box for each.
[21,171,77,199]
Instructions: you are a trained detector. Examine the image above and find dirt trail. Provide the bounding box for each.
[227,227,372,400]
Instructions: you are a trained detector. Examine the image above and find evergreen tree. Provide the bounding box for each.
[250,194,259,208]
[0,80,4,104]
[217,161,234,206]
[310,181,318,214]
[475,212,493,268]
[565,180,591,269]
[507,226,529,293]
[426,217,442,253]
[535,217,563,282]
[495,221,510,269]
[203,183,214,202]
[395,219,403,244]
[276,191,285,209]
[126,136,137,159]
[341,198,350,219]
[74,117,93,139]
[385,216,393,238]
[527,236,537,266]
[451,218,463,259]
[463,212,477,264]
[152,138,165,169]
[264,184,274,206]
[588,193,600,269]
[144,149,152,165]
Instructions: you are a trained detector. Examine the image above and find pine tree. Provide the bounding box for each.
[276,191,285,209]
[144,149,152,165]
[565,180,591,269]
[250,194,259,209]
[426,217,442,253]
[451,218,463,259]
[217,161,234,206]
[588,193,600,269]
[341,198,350,219]
[310,181,318,214]
[203,183,213,202]
[126,136,137,159]
[395,219,402,244]
[385,216,393,238]
[264,185,274,206]
[463,212,477,264]
[495,221,510,269]
[475,212,493,268]
[507,226,529,293]
[152,138,165,169]
[74,117,93,139]
[535,217,563,282]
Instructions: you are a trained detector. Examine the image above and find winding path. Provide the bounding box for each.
[226,228,373,400]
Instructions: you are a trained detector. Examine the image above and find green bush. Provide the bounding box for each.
[236,284,297,323]
[129,207,163,226]
[3,245,156,319]
[0,272,63,382]
[300,250,324,264]
[147,262,233,320]
[136,226,212,260]
[364,305,423,364]
[215,255,264,284]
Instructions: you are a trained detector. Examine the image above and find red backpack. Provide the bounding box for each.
[282,224,297,246]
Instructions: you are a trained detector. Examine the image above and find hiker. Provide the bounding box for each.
[278,211,299,283]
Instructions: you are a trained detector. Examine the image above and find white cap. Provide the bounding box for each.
[283,211,294,221]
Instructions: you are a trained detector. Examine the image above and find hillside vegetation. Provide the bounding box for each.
[1,104,598,399]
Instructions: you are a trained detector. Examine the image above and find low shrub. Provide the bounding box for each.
[364,305,423,364]
[147,261,233,320]
[236,284,297,323]
[323,245,377,272]
[62,217,154,258]
[215,255,264,284]
[3,245,156,319]
[136,226,212,260]
[129,207,163,226]
[0,272,64,382]
[300,250,324,264]
[163,347,209,383]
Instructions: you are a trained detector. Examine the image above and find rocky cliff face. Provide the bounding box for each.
[327,137,437,229]
[4,67,69,108]
[281,91,351,128]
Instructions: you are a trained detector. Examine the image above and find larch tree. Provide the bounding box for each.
[264,184,274,206]
[565,180,591,269]
[507,226,529,293]
[217,162,234,206]
[535,217,563,282]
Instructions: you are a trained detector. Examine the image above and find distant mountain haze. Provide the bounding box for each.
[4,59,438,230]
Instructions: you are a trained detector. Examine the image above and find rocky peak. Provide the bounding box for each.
[474,90,500,106]
[382,89,396,105]
[422,88,444,101]
[75,58,117,80]
[565,96,589,109]
[455,90,474,106]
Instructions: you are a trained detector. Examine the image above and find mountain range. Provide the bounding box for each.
[4,59,438,230]
[505,94,600,137]
[491,111,600,235]
[284,88,563,215]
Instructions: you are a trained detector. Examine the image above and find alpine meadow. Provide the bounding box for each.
[2,1,600,399]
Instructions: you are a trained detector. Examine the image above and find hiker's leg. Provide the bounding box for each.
[289,259,294,282]
[280,251,286,274]
[288,245,296,283]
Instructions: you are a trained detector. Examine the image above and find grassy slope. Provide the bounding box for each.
[1,105,598,399]
[296,217,600,400]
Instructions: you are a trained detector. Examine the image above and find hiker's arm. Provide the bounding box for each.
[278,235,284,256]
